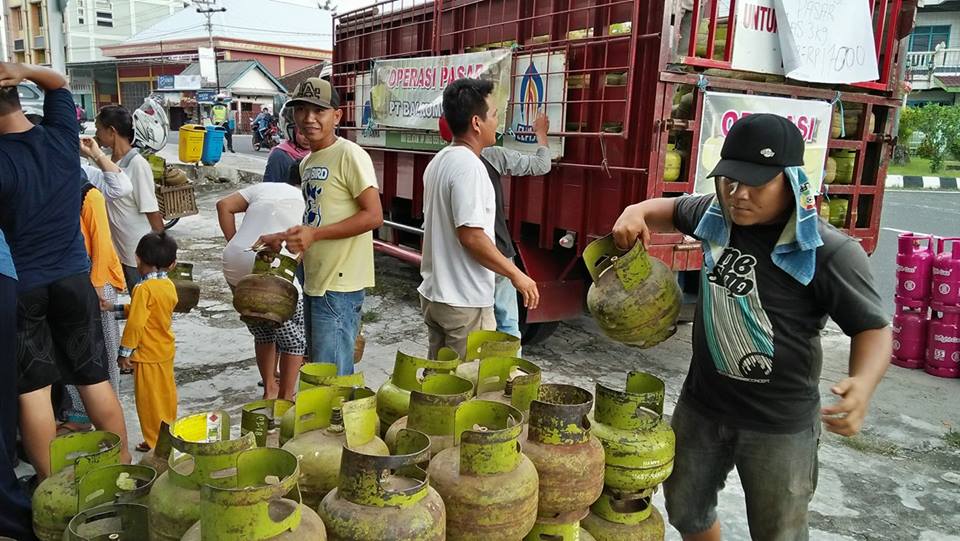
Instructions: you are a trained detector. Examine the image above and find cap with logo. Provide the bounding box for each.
[707,113,805,187]
[286,77,340,110]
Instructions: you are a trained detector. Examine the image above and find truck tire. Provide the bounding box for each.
[520,321,560,346]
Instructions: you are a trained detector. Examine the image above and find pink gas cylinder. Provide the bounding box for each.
[931,237,960,307]
[925,303,960,378]
[891,297,929,369]
[896,233,935,302]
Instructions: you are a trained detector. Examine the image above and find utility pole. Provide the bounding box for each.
[196,0,226,94]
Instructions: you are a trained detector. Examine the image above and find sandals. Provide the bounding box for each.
[135,442,151,452]
[57,421,92,436]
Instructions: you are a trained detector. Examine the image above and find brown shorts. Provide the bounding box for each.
[420,295,495,360]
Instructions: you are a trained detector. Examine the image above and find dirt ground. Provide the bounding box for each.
[107,187,960,540]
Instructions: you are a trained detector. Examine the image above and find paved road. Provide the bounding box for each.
[871,190,960,313]
[167,130,272,160]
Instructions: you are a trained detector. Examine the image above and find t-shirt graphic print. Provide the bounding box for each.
[701,246,776,383]
[302,165,330,226]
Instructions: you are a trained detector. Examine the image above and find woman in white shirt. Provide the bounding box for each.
[88,105,163,291]
[217,176,306,401]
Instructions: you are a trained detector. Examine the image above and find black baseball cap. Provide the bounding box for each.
[707,113,805,186]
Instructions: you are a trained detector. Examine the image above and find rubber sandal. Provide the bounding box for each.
[135,442,151,452]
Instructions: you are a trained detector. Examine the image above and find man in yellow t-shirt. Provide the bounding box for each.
[260,78,383,375]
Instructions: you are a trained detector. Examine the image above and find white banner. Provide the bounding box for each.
[502,53,566,160]
[730,0,783,75]
[773,0,879,84]
[198,47,218,86]
[695,91,832,195]
[370,49,513,131]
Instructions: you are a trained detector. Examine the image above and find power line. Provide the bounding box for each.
[196,1,227,93]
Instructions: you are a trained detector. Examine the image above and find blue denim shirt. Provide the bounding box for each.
[0,230,16,280]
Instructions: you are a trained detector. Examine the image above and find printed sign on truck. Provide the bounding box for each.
[695,91,832,195]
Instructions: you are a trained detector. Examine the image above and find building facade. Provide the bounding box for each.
[65,0,187,63]
[905,0,960,104]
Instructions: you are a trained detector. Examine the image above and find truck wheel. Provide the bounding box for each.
[520,321,560,346]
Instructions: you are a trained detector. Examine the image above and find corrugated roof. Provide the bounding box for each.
[180,59,287,92]
[122,0,333,51]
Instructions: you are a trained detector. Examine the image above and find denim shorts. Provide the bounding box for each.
[303,289,364,375]
[664,398,820,541]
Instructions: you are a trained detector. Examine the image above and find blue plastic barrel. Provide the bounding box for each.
[201,125,227,165]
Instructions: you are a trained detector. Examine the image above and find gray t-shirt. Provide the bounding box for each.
[674,195,888,433]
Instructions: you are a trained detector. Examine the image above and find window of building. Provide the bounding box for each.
[910,25,951,52]
[12,8,22,31]
[96,11,113,28]
[78,0,86,25]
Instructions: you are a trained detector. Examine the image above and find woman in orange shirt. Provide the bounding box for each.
[61,181,126,432]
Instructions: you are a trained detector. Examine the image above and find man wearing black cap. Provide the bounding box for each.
[260,77,383,376]
[612,113,891,540]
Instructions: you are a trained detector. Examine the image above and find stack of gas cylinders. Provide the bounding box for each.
[892,232,960,378]
[31,331,675,540]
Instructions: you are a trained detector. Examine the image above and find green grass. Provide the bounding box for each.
[944,429,960,450]
[888,157,960,177]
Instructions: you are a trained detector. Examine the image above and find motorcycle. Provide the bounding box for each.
[253,120,282,151]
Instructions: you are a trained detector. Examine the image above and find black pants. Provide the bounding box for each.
[0,274,34,540]
[220,123,234,151]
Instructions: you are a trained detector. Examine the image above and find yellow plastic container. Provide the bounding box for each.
[178,125,206,163]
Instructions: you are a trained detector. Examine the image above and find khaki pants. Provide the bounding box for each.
[420,295,495,360]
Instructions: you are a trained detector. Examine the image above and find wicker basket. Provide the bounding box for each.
[156,182,198,220]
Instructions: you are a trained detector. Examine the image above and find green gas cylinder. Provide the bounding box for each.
[320,429,446,540]
[581,500,665,541]
[280,386,388,509]
[588,372,675,499]
[473,357,542,420]
[453,330,522,388]
[32,431,121,541]
[241,398,294,448]
[428,401,539,541]
[148,411,256,541]
[279,363,365,443]
[385,373,474,456]
[61,464,157,541]
[181,448,327,541]
[376,348,461,430]
[64,504,150,541]
[583,235,681,348]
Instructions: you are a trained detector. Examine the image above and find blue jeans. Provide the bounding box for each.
[493,274,521,338]
[303,290,364,375]
[664,399,820,540]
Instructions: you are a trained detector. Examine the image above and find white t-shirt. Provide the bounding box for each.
[105,149,159,266]
[417,145,496,308]
[222,183,305,286]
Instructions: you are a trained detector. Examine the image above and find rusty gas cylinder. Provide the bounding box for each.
[278,363,365,442]
[232,251,299,327]
[473,357,542,420]
[427,400,539,541]
[181,448,327,541]
[280,386,388,509]
[319,429,445,540]
[32,431,122,541]
[524,384,605,518]
[64,504,150,541]
[168,263,199,313]
[62,464,156,541]
[583,235,681,348]
[385,373,474,456]
[376,348,461,431]
[524,509,596,541]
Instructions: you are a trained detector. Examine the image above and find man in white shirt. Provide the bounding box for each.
[418,78,540,359]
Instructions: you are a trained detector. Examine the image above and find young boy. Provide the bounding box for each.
[612,113,891,540]
[108,231,179,452]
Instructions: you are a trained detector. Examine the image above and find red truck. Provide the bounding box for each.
[331,0,917,343]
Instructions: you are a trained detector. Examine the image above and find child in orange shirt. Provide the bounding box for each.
[107,231,179,452]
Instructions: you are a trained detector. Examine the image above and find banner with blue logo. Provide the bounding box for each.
[369,49,513,131]
[503,52,567,160]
